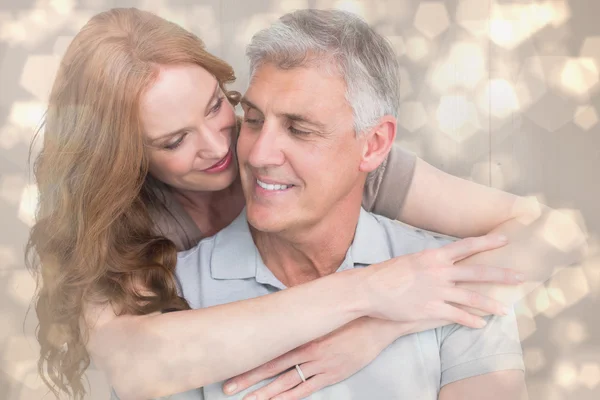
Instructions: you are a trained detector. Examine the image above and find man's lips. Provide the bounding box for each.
[254,176,295,192]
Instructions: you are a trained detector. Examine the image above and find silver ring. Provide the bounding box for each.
[295,364,307,382]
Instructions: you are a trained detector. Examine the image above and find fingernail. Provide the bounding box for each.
[477,319,488,328]
[224,383,237,394]
[245,396,256,400]
[515,273,525,282]
[497,235,508,242]
[501,305,510,315]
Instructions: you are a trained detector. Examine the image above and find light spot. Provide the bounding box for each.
[436,95,481,142]
[414,2,450,39]
[398,102,427,132]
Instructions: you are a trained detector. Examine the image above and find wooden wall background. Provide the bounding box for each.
[0,0,598,398]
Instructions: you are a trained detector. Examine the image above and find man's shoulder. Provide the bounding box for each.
[365,211,456,257]
[176,209,249,263]
[176,234,218,263]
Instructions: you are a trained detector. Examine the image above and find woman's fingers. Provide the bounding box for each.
[442,287,510,316]
[223,351,303,396]
[241,365,310,400]
[441,235,508,263]
[272,371,330,400]
[443,265,524,284]
[433,302,488,329]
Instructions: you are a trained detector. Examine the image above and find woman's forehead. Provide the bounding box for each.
[140,64,219,140]
[144,64,217,107]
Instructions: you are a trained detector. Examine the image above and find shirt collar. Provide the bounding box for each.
[350,208,394,265]
[210,208,258,280]
[210,207,393,285]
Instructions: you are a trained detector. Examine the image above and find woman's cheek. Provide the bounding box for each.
[169,152,195,175]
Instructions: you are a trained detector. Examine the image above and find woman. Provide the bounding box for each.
[26,8,570,400]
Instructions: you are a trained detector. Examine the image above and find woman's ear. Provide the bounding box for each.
[359,116,397,173]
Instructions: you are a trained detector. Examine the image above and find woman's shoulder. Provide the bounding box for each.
[148,183,203,251]
[362,143,417,217]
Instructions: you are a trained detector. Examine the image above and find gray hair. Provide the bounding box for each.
[246,9,400,135]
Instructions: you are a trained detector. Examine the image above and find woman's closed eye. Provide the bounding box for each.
[209,97,224,115]
[164,133,187,150]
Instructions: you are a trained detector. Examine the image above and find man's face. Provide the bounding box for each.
[237,62,366,234]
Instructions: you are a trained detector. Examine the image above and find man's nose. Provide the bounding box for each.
[247,122,285,168]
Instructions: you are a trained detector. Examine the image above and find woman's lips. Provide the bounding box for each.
[202,149,233,173]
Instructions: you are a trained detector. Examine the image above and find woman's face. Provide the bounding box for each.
[141,63,238,192]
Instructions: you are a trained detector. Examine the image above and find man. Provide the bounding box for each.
[176,9,527,399]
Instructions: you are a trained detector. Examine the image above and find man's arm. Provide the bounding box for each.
[435,303,525,399]
[439,370,528,400]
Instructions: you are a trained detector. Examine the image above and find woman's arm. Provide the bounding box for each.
[86,269,365,399]
[220,207,587,400]
[400,157,539,238]
[217,150,587,400]
[366,143,546,238]
[370,145,588,302]
[85,237,517,399]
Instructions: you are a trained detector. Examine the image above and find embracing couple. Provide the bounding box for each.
[28,7,586,400]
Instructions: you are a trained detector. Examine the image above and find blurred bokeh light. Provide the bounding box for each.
[0,1,597,399]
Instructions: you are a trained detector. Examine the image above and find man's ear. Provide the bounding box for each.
[359,116,397,173]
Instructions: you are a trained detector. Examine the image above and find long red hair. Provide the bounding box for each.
[26,8,236,398]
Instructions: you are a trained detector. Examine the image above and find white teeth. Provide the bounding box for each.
[257,179,292,191]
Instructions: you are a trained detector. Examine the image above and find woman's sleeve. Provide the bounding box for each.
[362,142,417,220]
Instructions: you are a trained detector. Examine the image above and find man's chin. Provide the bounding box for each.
[246,207,288,234]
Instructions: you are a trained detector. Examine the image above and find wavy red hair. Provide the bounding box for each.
[26,8,236,398]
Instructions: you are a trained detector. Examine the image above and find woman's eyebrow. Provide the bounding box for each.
[150,82,221,144]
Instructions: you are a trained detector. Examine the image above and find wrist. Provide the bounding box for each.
[510,196,543,225]
[361,318,415,352]
[382,319,417,340]
[337,267,373,320]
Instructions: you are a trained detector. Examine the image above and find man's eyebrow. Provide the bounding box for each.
[240,96,262,112]
[284,113,326,130]
[240,97,325,129]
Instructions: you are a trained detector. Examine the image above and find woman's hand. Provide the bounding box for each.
[223,317,423,400]
[363,234,523,328]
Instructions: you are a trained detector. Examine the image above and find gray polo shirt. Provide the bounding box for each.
[167,208,524,399]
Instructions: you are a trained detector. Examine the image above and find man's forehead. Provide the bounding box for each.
[245,64,348,113]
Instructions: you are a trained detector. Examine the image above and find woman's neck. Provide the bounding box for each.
[173,177,245,237]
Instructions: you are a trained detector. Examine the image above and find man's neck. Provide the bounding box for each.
[251,197,363,288]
